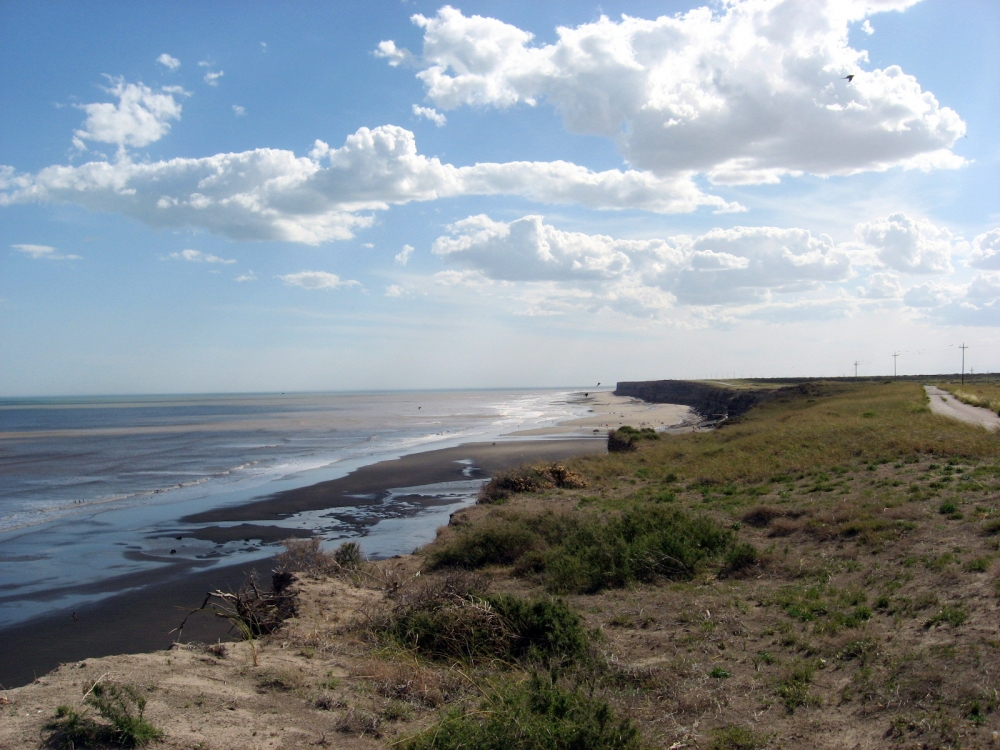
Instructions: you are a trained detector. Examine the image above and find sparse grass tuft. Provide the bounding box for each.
[398,675,641,750]
[45,680,163,748]
[708,725,769,750]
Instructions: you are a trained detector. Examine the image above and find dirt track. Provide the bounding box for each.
[925,385,1000,430]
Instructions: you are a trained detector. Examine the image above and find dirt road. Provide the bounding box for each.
[924,385,1000,430]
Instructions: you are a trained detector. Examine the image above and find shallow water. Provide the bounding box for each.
[0,389,592,626]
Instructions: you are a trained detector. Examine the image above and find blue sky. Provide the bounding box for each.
[1,0,998,395]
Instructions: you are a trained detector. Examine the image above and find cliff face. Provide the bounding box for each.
[614,380,775,422]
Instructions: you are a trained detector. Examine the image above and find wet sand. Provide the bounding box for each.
[182,438,606,524]
[0,437,605,689]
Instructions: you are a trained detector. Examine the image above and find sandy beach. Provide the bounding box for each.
[510,393,699,437]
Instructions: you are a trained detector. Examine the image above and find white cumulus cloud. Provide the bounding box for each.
[73,78,186,150]
[385,2,964,184]
[1,125,737,245]
[412,104,446,126]
[235,270,257,282]
[204,70,224,86]
[11,243,80,260]
[168,248,236,264]
[157,53,180,71]
[968,229,1000,270]
[432,214,853,314]
[854,213,956,274]
[857,272,902,298]
[279,271,361,290]
[395,244,415,265]
[385,284,405,297]
[232,105,246,117]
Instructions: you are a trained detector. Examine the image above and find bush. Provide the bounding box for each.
[275,538,362,575]
[479,464,588,504]
[400,676,641,750]
[607,426,659,453]
[376,582,587,665]
[432,505,735,594]
[46,680,163,748]
[721,542,759,577]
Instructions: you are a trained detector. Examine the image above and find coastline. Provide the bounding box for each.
[0,435,606,689]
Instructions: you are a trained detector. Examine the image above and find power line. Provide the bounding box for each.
[854,360,861,379]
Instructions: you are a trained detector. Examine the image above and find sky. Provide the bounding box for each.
[1,0,998,396]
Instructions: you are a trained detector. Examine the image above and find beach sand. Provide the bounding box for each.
[0,436,605,689]
[510,393,699,437]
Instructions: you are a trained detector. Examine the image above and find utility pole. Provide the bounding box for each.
[854,360,860,379]
[960,343,968,384]
[892,351,899,378]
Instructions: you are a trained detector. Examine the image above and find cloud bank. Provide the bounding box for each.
[1,124,739,245]
[429,213,1000,322]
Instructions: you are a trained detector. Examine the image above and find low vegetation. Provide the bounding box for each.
[46,680,162,748]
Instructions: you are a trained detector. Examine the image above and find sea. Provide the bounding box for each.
[0,389,595,627]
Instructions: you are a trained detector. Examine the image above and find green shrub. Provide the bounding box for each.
[722,542,759,576]
[378,587,587,665]
[479,464,588,504]
[333,541,363,568]
[46,680,163,748]
[399,676,641,750]
[607,426,658,453]
[433,506,735,594]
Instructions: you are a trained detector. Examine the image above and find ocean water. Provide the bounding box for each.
[0,389,593,626]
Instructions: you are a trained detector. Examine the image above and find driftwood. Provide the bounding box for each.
[171,570,298,644]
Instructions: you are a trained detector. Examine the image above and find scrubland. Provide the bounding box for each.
[4,380,1000,749]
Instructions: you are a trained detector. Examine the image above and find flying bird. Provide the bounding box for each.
[842,74,855,82]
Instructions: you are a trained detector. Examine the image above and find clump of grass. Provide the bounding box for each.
[708,725,769,750]
[399,675,641,750]
[336,707,383,738]
[479,463,588,504]
[924,604,968,628]
[709,667,731,679]
[776,662,817,712]
[963,556,991,573]
[372,575,587,665]
[46,680,163,748]
[432,505,735,594]
[938,501,963,519]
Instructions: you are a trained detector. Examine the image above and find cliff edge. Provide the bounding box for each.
[614,380,778,422]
